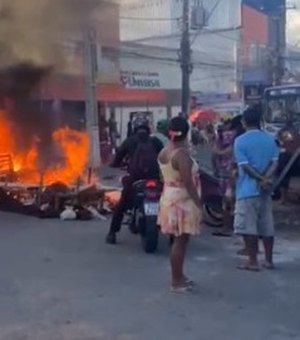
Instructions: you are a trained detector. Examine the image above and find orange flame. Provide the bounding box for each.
[0,110,89,185]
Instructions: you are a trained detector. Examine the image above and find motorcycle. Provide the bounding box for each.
[123,177,163,253]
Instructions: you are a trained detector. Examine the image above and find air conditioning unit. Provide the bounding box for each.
[191,5,207,30]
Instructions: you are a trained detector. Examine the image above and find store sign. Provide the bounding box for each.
[121,71,161,89]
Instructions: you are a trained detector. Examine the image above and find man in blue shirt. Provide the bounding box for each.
[234,107,279,271]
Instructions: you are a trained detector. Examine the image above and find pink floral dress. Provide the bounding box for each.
[158,151,202,237]
[214,130,236,196]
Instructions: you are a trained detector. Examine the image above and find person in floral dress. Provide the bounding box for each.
[158,117,202,293]
[212,116,245,237]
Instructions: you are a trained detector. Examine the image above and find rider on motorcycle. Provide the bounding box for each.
[106,117,164,244]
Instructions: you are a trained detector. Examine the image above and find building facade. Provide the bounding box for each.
[241,0,286,103]
[120,0,241,41]
[41,0,121,101]
[120,0,241,95]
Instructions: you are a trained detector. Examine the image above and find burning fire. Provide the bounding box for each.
[0,110,89,185]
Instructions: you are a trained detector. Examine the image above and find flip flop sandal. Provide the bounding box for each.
[184,278,196,286]
[262,262,275,270]
[237,263,260,272]
[237,248,248,256]
[170,284,193,294]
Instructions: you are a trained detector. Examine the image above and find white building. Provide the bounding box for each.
[109,0,243,140]
[120,0,242,93]
[121,0,241,41]
[281,45,300,83]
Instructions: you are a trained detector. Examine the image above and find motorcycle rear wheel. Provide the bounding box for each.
[140,215,159,254]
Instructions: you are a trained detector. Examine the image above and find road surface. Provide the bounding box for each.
[0,206,300,340]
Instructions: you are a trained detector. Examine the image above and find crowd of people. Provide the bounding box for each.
[105,106,282,293]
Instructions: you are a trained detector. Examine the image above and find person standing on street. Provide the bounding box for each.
[158,117,202,292]
[191,122,201,147]
[234,107,279,271]
[127,113,134,138]
[152,119,169,146]
[212,115,245,237]
[108,111,119,153]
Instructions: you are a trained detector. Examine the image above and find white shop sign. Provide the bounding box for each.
[120,71,161,89]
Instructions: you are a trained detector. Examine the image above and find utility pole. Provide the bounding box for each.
[273,15,284,86]
[84,28,101,183]
[272,1,291,85]
[181,0,192,118]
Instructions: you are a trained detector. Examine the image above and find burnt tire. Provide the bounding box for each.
[140,216,159,254]
[203,203,223,227]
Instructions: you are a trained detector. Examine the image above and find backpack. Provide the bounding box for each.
[130,138,159,179]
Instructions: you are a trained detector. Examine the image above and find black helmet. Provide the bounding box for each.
[133,116,150,134]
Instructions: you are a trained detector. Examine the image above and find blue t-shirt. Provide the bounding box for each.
[234,129,279,200]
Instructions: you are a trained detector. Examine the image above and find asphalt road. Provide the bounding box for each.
[0,209,300,340]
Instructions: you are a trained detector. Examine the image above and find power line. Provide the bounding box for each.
[212,31,240,42]
[102,46,179,62]
[107,47,236,68]
[67,39,236,68]
[191,73,234,82]
[120,16,180,22]
[121,53,234,69]
[193,62,234,69]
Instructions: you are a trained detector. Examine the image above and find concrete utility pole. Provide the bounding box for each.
[273,16,283,86]
[272,2,292,85]
[180,0,192,118]
[84,28,101,182]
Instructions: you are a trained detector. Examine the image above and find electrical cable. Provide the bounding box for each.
[103,47,235,68]
[61,38,236,69]
[211,30,240,42]
[191,73,235,82]
[120,16,180,21]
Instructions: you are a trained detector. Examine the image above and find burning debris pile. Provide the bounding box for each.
[0,63,101,217]
[0,62,119,220]
[0,0,118,218]
[0,104,89,185]
[0,62,93,218]
[0,182,117,220]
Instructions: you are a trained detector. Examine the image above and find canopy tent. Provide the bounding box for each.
[189,108,219,123]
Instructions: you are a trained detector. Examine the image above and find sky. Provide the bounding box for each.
[286,0,300,45]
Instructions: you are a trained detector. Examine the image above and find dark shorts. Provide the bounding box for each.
[234,196,274,237]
